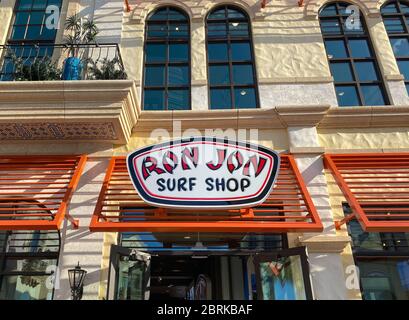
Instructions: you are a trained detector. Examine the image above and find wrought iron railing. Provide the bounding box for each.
[0,43,126,81]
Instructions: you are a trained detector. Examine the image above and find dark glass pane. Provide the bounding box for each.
[397,60,409,79]
[319,4,337,16]
[349,39,372,58]
[11,26,26,40]
[47,0,62,6]
[337,2,353,16]
[330,62,354,82]
[381,2,399,13]
[15,12,29,25]
[207,23,227,37]
[361,85,386,105]
[401,2,409,13]
[144,89,165,110]
[29,12,44,24]
[324,39,348,58]
[145,43,166,62]
[357,259,409,300]
[231,42,251,61]
[390,38,409,56]
[147,24,167,38]
[210,88,232,109]
[208,8,226,20]
[168,66,189,85]
[227,8,246,19]
[406,83,409,94]
[40,26,56,40]
[320,19,342,34]
[32,0,47,10]
[208,43,228,61]
[335,85,360,106]
[355,61,379,81]
[149,8,168,21]
[384,18,405,33]
[168,89,189,110]
[169,43,188,62]
[169,23,189,38]
[229,22,249,36]
[145,66,165,86]
[234,88,256,109]
[25,25,41,39]
[209,65,230,85]
[18,0,33,10]
[232,64,254,85]
[4,258,57,272]
[167,9,187,21]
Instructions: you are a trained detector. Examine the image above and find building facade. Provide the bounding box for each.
[0,0,408,300]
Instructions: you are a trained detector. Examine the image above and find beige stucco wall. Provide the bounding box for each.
[0,0,15,46]
[113,128,289,154]
[319,127,409,150]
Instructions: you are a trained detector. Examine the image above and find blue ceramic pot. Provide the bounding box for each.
[62,57,83,80]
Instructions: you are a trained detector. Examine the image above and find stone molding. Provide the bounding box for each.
[0,80,139,143]
[297,234,352,253]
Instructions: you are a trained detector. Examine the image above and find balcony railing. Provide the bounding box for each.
[0,43,126,81]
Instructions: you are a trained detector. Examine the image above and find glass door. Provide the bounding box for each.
[254,246,313,300]
[108,245,151,300]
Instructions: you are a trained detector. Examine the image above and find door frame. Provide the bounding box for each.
[253,246,313,300]
[107,245,313,300]
[107,245,151,300]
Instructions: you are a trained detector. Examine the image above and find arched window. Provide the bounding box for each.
[206,5,259,109]
[319,2,389,106]
[381,0,409,93]
[142,7,190,110]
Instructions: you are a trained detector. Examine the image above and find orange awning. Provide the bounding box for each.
[324,153,409,232]
[0,155,87,230]
[89,154,323,233]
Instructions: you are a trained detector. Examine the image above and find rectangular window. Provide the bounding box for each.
[344,204,409,300]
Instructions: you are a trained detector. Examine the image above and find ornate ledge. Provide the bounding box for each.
[0,80,139,143]
[319,106,409,128]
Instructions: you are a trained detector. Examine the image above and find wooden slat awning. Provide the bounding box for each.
[0,155,87,230]
[89,154,323,232]
[324,153,409,232]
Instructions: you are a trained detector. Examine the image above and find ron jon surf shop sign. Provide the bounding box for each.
[127,137,280,209]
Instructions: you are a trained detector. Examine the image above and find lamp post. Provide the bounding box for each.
[68,261,87,300]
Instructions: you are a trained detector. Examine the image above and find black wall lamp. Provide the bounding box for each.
[68,262,87,300]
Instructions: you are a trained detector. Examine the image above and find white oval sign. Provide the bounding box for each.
[126,137,280,209]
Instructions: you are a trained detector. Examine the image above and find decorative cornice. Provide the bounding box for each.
[0,80,140,143]
[319,106,409,128]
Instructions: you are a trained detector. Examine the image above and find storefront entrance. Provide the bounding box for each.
[107,245,313,300]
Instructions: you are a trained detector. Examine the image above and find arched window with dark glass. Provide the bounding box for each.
[381,0,409,93]
[206,5,259,109]
[319,2,389,106]
[142,7,190,110]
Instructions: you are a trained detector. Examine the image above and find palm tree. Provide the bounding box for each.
[64,14,99,57]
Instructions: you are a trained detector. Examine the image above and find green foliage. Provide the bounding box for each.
[63,14,99,57]
[86,57,127,80]
[10,53,61,81]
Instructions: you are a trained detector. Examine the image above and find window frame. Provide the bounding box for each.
[381,0,409,93]
[319,2,390,106]
[142,6,192,111]
[205,5,260,110]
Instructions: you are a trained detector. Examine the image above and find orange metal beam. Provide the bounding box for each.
[89,155,323,233]
[324,153,409,232]
[0,155,87,231]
